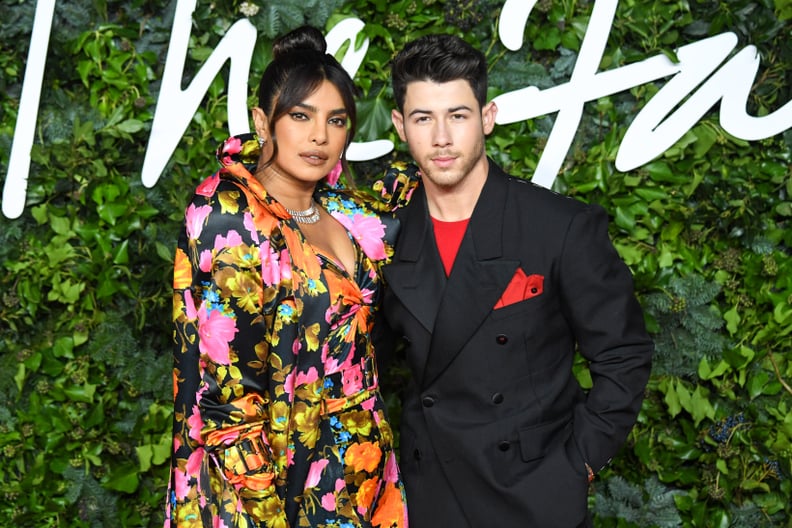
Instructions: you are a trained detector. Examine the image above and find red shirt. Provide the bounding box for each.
[431,217,470,276]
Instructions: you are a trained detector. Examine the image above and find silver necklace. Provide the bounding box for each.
[285,202,320,224]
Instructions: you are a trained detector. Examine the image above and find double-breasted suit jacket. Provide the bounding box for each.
[381,162,653,528]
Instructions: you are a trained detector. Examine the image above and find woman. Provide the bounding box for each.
[165,26,409,527]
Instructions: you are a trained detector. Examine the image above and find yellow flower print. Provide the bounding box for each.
[227,270,263,315]
[340,410,372,437]
[304,322,321,352]
[294,378,323,403]
[238,491,288,528]
[292,402,321,449]
[268,400,290,433]
[174,499,202,525]
[173,292,187,323]
[218,189,241,214]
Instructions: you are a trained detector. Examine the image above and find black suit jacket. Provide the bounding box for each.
[381,162,653,528]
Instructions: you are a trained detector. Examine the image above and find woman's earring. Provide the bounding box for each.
[257,136,266,147]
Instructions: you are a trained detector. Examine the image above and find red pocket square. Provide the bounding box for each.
[494,269,544,309]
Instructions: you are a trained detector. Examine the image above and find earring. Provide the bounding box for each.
[257,136,265,147]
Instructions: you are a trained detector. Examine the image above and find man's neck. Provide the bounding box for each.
[424,161,488,222]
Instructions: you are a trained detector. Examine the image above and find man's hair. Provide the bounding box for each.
[391,34,488,112]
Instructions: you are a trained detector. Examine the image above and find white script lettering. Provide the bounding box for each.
[2,0,790,218]
[495,0,792,187]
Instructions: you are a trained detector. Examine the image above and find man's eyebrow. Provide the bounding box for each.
[407,105,473,117]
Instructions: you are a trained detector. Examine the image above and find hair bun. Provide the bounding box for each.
[272,25,327,59]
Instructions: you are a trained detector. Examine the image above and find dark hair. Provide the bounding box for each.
[391,34,487,112]
[257,25,358,177]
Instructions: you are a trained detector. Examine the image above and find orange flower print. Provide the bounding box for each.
[173,248,192,290]
[371,483,406,528]
[355,477,379,514]
[344,441,382,474]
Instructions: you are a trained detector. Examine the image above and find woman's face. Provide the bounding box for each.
[270,79,348,185]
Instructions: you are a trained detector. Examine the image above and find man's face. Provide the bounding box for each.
[392,79,496,191]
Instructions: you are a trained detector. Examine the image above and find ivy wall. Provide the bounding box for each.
[0,0,790,526]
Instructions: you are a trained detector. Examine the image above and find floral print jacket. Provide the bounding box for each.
[165,134,417,527]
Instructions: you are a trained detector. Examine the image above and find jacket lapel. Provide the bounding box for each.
[383,186,447,334]
[422,165,519,387]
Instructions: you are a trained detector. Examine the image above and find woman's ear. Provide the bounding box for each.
[251,107,270,141]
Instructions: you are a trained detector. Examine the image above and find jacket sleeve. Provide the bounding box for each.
[166,177,280,521]
[558,204,653,474]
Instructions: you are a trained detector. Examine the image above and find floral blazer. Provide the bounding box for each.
[165,134,417,527]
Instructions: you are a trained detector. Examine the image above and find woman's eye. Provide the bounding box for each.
[329,117,347,127]
[290,112,307,120]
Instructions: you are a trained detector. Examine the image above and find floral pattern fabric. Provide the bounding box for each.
[165,135,409,527]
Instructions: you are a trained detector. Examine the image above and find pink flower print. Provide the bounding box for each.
[185,204,213,241]
[342,365,364,396]
[383,451,399,483]
[218,136,242,167]
[295,366,319,387]
[261,246,291,286]
[183,290,198,320]
[304,459,329,489]
[195,173,220,197]
[325,353,353,376]
[243,212,259,244]
[197,305,237,365]
[214,230,242,251]
[260,245,281,286]
[325,160,343,187]
[199,249,212,273]
[331,212,387,260]
[283,370,295,397]
[360,287,374,305]
[321,492,336,512]
[173,466,190,500]
[186,447,205,479]
[187,405,204,442]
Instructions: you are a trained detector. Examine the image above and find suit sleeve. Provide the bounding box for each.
[558,204,653,474]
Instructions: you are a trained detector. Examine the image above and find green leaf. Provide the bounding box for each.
[63,383,97,403]
[723,305,740,335]
[103,463,140,493]
[116,119,144,134]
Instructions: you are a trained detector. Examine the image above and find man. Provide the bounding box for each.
[381,34,654,528]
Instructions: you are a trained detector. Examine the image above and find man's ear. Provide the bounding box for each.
[251,107,270,140]
[391,109,407,142]
[482,101,497,135]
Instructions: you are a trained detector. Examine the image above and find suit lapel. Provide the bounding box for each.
[422,166,519,387]
[383,187,447,334]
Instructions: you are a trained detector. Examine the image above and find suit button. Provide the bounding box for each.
[422,396,435,407]
[413,449,422,460]
[491,393,504,404]
[498,441,511,451]
[496,334,508,345]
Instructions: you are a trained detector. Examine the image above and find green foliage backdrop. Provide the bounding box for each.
[0,0,790,526]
